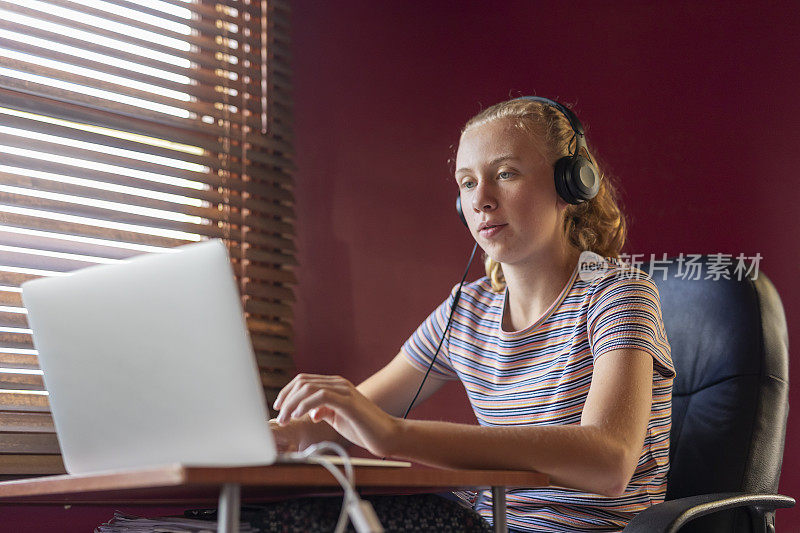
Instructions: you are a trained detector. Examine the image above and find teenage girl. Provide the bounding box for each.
[271,96,675,532]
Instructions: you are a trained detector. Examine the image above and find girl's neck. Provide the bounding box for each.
[500,242,581,332]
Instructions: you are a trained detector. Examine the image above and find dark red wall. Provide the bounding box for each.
[4,1,799,530]
[290,0,800,529]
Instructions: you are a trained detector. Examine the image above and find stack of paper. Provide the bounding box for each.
[95,511,259,532]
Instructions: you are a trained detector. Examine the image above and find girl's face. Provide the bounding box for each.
[455,118,569,267]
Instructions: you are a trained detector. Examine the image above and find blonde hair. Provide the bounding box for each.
[461,97,627,292]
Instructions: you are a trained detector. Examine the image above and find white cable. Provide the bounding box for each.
[300,441,355,532]
[302,441,355,487]
[297,441,384,533]
[305,457,354,533]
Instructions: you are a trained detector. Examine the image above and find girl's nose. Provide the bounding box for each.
[472,182,498,213]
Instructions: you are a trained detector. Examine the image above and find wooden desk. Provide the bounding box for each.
[0,463,549,533]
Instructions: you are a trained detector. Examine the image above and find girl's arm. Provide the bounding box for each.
[275,347,654,498]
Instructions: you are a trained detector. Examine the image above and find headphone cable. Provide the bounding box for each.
[401,242,479,420]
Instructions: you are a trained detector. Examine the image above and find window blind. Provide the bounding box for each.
[0,0,295,476]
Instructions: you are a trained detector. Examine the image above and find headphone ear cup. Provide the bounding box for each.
[554,156,600,204]
[572,156,600,201]
[554,156,578,204]
[455,196,468,227]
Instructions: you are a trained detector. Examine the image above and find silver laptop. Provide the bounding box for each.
[21,239,407,474]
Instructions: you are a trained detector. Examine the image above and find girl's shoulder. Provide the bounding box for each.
[447,276,500,304]
[582,256,663,308]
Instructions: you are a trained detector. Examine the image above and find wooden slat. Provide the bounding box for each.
[251,334,292,354]
[0,86,223,152]
[228,243,296,267]
[175,1,242,28]
[0,160,287,215]
[246,318,291,336]
[238,200,294,221]
[236,217,293,237]
[91,0,225,36]
[0,392,49,413]
[0,211,196,251]
[0,270,44,288]
[42,0,240,58]
[0,171,253,229]
[243,282,294,302]
[244,264,295,284]
[0,454,64,475]
[0,311,27,329]
[0,411,55,433]
[0,292,23,307]
[0,55,228,121]
[0,18,232,91]
[244,299,292,320]
[248,247,297,266]
[237,231,295,254]
[0,111,219,170]
[0,245,101,274]
[0,86,289,155]
[0,1,245,74]
[241,146,296,172]
[0,332,32,347]
[0,174,292,222]
[0,149,291,199]
[0,353,39,371]
[0,131,213,184]
[0,34,225,107]
[0,373,44,391]
[246,175,294,202]
[254,353,294,370]
[0,432,59,454]
[0,221,162,261]
[259,369,291,389]
[0,153,208,200]
[0,191,225,242]
[205,0,264,19]
[0,76,268,141]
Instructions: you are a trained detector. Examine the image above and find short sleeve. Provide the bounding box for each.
[400,284,459,380]
[587,269,675,379]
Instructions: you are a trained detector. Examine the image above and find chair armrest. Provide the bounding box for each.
[622,492,795,533]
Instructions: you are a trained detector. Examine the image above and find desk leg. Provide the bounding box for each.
[218,483,241,533]
[492,486,507,533]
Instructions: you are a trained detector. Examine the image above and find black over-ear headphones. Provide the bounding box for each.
[455,96,600,227]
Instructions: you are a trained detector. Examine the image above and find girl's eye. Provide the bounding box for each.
[461,180,476,189]
[498,171,512,179]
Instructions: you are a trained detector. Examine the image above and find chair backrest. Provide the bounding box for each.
[646,256,789,532]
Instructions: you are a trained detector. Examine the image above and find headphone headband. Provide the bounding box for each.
[513,96,586,137]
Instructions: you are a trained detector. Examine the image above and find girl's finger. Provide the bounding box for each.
[274,374,348,410]
[309,406,335,423]
[290,388,347,422]
[277,383,351,423]
[274,373,319,410]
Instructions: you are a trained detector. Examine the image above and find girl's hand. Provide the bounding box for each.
[273,373,402,457]
[268,418,300,452]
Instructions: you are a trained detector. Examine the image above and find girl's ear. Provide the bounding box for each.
[556,194,570,212]
[556,196,574,229]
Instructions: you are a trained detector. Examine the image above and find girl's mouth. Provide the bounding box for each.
[479,224,507,237]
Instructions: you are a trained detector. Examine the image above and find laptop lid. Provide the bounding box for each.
[21,239,278,474]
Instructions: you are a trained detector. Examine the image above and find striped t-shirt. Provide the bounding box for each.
[401,259,675,532]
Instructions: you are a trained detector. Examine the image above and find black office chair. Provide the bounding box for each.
[623,256,794,533]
